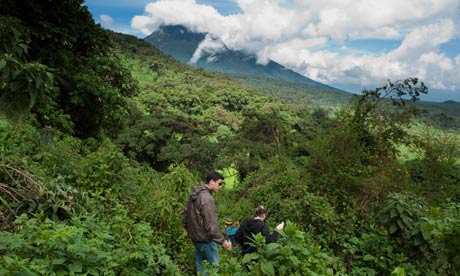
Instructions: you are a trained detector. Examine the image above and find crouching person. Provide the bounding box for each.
[235,205,284,255]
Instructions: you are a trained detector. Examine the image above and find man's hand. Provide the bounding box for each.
[276,221,285,230]
[222,240,232,251]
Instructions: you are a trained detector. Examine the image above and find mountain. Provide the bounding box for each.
[145,25,205,64]
[144,25,342,92]
[142,27,460,129]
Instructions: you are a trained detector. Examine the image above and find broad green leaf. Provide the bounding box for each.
[68,261,83,273]
[260,260,275,276]
[87,255,102,263]
[242,253,259,264]
[52,258,66,265]
[350,236,360,244]
[17,271,37,276]
[279,265,288,276]
[266,243,281,251]
[289,255,300,266]
[391,266,406,276]
[87,267,100,276]
[363,254,375,261]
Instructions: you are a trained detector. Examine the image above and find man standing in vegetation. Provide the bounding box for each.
[182,171,232,275]
[235,205,284,255]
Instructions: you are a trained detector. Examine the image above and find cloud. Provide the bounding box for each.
[100,14,113,27]
[131,14,160,34]
[132,0,225,35]
[190,34,226,63]
[297,0,458,39]
[264,37,328,67]
[132,0,460,97]
[389,19,456,60]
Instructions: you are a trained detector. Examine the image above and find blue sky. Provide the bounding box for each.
[86,0,460,102]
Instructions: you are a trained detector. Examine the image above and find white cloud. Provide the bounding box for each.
[266,38,328,68]
[294,0,458,40]
[190,34,226,63]
[132,0,225,35]
[132,0,460,97]
[131,15,160,35]
[100,14,113,27]
[297,42,460,92]
[389,19,456,61]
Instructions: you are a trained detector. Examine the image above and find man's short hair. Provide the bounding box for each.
[206,171,224,184]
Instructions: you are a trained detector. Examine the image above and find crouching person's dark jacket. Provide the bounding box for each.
[235,219,279,255]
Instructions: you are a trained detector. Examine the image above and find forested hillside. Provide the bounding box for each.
[1,1,460,275]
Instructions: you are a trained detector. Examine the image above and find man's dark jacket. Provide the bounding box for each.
[235,219,279,255]
[182,185,225,244]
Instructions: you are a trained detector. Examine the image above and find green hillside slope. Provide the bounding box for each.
[146,25,460,130]
[234,74,353,108]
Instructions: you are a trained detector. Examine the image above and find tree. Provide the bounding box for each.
[308,78,428,212]
[222,102,290,180]
[0,16,55,120]
[0,0,138,138]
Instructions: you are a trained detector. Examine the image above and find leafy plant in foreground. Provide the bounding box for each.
[219,223,343,276]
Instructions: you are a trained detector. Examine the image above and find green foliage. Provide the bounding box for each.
[378,193,428,256]
[0,116,41,163]
[116,108,218,173]
[418,203,460,274]
[346,193,460,275]
[75,140,130,197]
[0,210,180,275]
[236,75,351,109]
[0,117,183,274]
[1,4,460,274]
[221,223,342,276]
[0,16,56,120]
[0,161,78,230]
[222,102,291,179]
[345,225,419,276]
[1,1,138,138]
[412,100,460,130]
[145,166,198,270]
[306,114,400,220]
[65,54,138,138]
[230,158,341,244]
[307,79,428,216]
[350,79,427,161]
[406,132,460,203]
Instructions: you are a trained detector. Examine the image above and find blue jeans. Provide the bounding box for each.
[194,241,219,275]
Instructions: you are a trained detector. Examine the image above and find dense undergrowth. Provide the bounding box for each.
[1,1,460,275]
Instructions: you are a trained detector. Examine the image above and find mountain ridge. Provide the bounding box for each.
[144,25,344,93]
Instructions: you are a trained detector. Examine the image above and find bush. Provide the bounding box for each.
[0,208,180,275]
[218,223,343,276]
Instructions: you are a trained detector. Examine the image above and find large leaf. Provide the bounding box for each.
[242,253,259,264]
[260,260,275,276]
[68,261,83,273]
